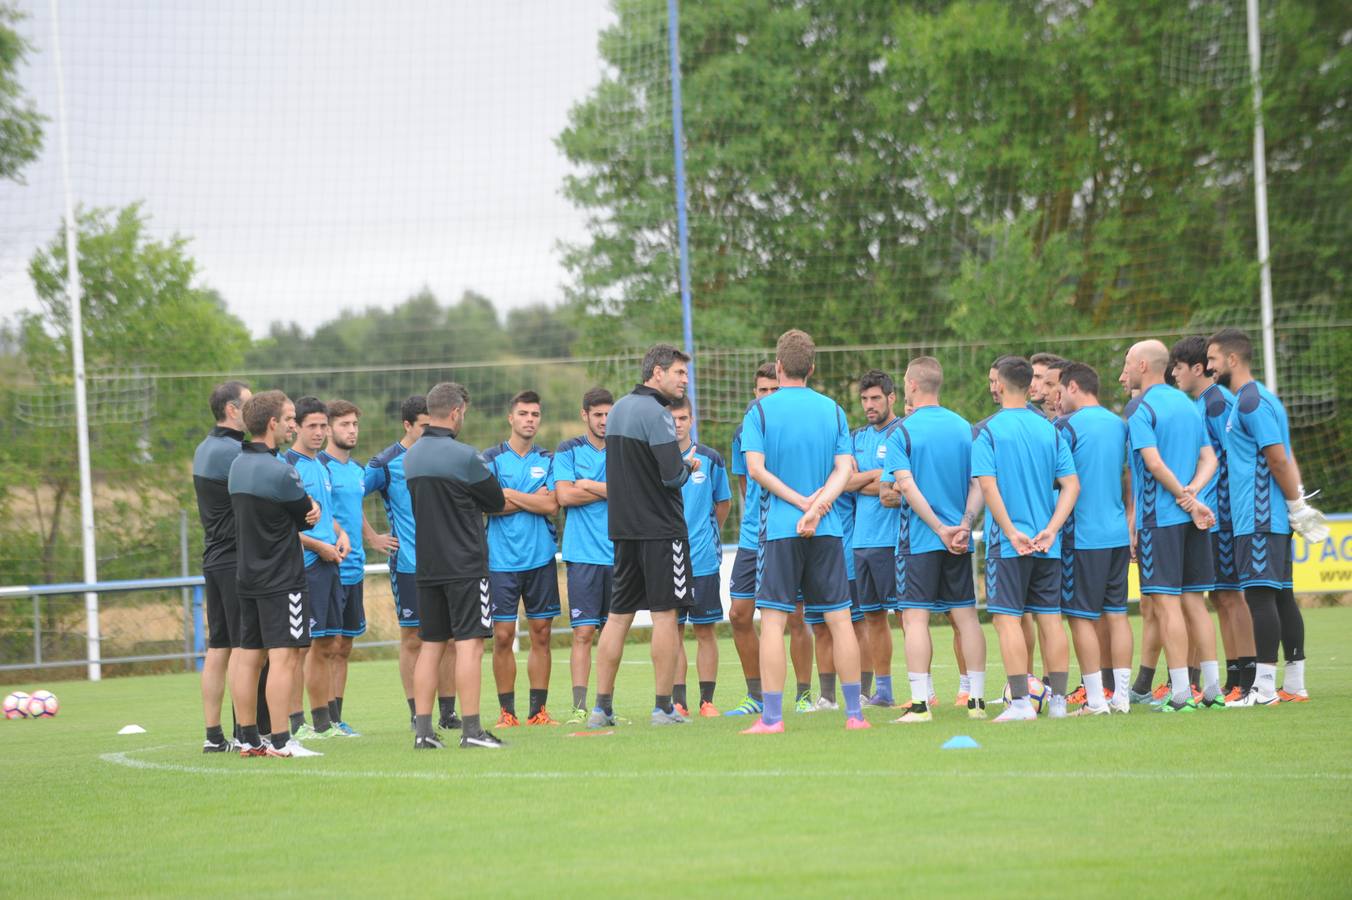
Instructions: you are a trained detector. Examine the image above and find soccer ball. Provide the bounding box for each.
[3,691,30,719]
[1002,676,1050,714]
[26,690,59,718]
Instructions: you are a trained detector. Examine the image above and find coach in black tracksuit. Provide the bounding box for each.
[404,381,506,749]
[588,344,697,727]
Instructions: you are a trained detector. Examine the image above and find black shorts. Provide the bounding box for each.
[730,547,758,600]
[1063,547,1129,620]
[240,589,313,650]
[490,563,562,623]
[612,538,693,616]
[1234,531,1293,591]
[678,572,723,625]
[1138,522,1215,597]
[898,550,975,612]
[756,536,850,615]
[805,578,859,626]
[204,567,241,649]
[339,581,366,638]
[1212,531,1239,591]
[305,561,343,639]
[565,562,611,629]
[418,578,492,643]
[985,556,1060,617]
[854,547,897,613]
[391,569,420,629]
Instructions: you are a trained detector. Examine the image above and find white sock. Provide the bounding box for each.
[1169,667,1191,704]
[1083,671,1105,708]
[908,672,928,705]
[958,672,971,694]
[1283,659,1305,693]
[1113,668,1131,703]
[969,671,985,701]
[1254,662,1278,696]
[1012,697,1033,712]
[925,673,934,699]
[1200,660,1220,699]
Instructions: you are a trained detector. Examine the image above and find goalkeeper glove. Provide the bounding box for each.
[1287,487,1329,543]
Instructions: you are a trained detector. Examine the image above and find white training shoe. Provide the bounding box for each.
[993,702,1037,723]
[1227,689,1279,708]
[1048,696,1068,719]
[1109,696,1131,714]
[266,739,323,758]
[811,696,839,712]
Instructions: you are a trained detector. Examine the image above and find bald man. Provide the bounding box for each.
[1119,340,1221,712]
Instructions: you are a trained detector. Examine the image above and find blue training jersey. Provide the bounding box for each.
[882,405,972,556]
[851,417,904,549]
[971,407,1075,559]
[550,435,613,566]
[318,451,367,584]
[730,413,763,552]
[365,442,418,574]
[285,449,337,568]
[1197,383,1235,533]
[483,441,557,572]
[681,442,732,577]
[740,386,852,542]
[1226,381,1291,537]
[1127,384,1207,530]
[835,489,856,580]
[1055,406,1129,550]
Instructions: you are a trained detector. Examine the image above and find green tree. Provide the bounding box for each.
[0,2,43,182]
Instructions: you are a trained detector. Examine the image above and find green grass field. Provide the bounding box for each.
[4,608,1351,898]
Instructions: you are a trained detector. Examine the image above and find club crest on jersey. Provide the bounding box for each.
[530,466,546,479]
[691,470,707,484]
[876,444,887,459]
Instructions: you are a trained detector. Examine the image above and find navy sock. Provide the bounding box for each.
[289,711,304,733]
[596,693,613,716]
[205,724,224,744]
[699,681,715,705]
[655,694,673,714]
[498,692,515,716]
[528,689,547,719]
[438,696,457,722]
[672,684,687,708]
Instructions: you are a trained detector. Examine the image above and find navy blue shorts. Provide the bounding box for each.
[490,562,562,622]
[1062,547,1129,620]
[756,536,850,615]
[1234,532,1293,591]
[898,550,975,612]
[613,538,692,616]
[339,580,366,638]
[806,579,858,626]
[730,547,758,600]
[853,547,897,613]
[204,567,241,649]
[1210,531,1239,591]
[390,569,420,628]
[1138,523,1215,597]
[305,561,343,638]
[418,577,491,643]
[985,556,1060,617]
[565,562,611,629]
[678,572,723,625]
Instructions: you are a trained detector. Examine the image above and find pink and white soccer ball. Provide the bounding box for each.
[26,690,59,718]
[3,691,30,719]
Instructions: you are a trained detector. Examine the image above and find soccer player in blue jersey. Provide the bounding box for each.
[553,388,614,724]
[1170,337,1257,701]
[669,397,732,716]
[366,396,459,729]
[740,330,867,733]
[318,399,375,736]
[846,370,903,708]
[803,485,869,712]
[1207,329,1328,705]
[484,390,562,728]
[1120,340,1221,712]
[883,357,986,721]
[1055,364,1132,714]
[285,398,351,740]
[974,357,1079,722]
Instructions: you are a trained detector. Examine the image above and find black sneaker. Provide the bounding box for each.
[438,713,462,730]
[414,733,446,750]
[202,737,231,753]
[460,730,505,750]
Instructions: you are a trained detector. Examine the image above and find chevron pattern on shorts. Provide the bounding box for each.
[1138,529,1155,581]
[672,540,689,600]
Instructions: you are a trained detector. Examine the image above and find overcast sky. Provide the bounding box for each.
[0,0,621,335]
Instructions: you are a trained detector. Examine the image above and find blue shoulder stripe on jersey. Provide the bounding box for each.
[749,397,767,432]
[1236,382,1262,414]
[896,422,912,456]
[1138,401,1158,428]
[481,442,508,462]
[556,434,589,453]
[694,442,726,469]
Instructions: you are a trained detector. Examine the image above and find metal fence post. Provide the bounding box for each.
[32,594,42,667]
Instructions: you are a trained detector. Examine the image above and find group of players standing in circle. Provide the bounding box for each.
[190,325,1327,754]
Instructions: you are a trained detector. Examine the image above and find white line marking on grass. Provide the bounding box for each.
[101,745,1352,783]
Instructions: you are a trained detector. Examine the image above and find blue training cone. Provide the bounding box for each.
[941,735,980,750]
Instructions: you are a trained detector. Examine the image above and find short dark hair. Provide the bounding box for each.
[208,380,249,423]
[400,394,428,426]
[1060,362,1100,397]
[858,369,895,396]
[669,396,691,412]
[990,354,1015,370]
[295,396,327,424]
[426,382,470,418]
[582,387,614,412]
[996,356,1034,392]
[1029,352,1066,368]
[242,390,288,436]
[327,399,360,421]
[1045,358,1070,374]
[754,362,776,384]
[1208,327,1253,364]
[1170,335,1209,371]
[641,344,691,381]
[509,390,541,412]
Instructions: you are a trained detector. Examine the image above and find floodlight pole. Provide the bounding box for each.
[49,0,101,681]
[1246,0,1277,391]
[668,0,698,439]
